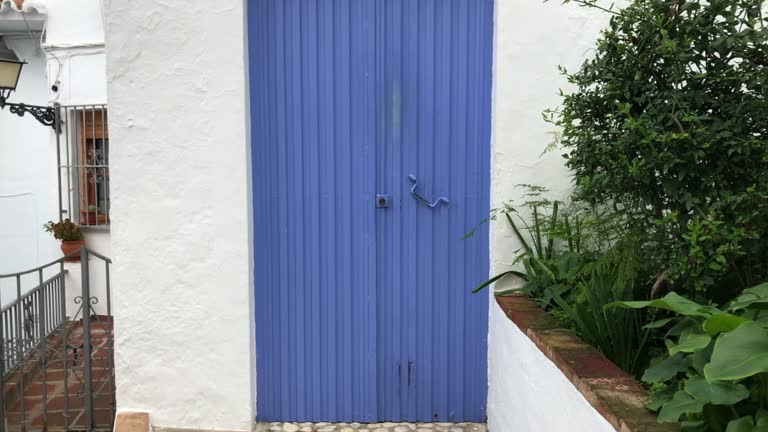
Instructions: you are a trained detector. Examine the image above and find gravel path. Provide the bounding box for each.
[253,422,487,432]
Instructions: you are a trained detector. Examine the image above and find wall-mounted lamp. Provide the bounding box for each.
[0,37,57,130]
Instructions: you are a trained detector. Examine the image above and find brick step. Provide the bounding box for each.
[4,407,114,430]
[3,317,115,431]
[5,366,114,387]
[5,377,114,404]
[8,392,114,411]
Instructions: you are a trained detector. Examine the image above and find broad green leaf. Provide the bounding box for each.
[552,252,581,279]
[668,317,701,337]
[754,312,768,328]
[472,270,526,293]
[643,317,676,329]
[647,385,676,411]
[757,409,768,423]
[684,377,750,405]
[703,314,750,336]
[607,292,718,318]
[495,287,524,296]
[545,201,559,260]
[531,206,542,257]
[691,344,713,374]
[506,213,532,255]
[757,416,768,432]
[657,390,705,423]
[727,282,768,312]
[705,321,768,381]
[642,353,690,383]
[530,256,556,282]
[522,258,535,280]
[669,327,711,356]
[726,416,755,432]
[728,282,768,312]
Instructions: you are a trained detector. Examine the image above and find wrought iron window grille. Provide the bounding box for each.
[56,105,111,228]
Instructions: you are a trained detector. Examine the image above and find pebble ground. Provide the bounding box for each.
[253,422,487,432]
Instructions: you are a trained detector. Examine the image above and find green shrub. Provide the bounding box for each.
[473,196,652,375]
[471,200,578,301]
[549,243,653,375]
[547,0,768,302]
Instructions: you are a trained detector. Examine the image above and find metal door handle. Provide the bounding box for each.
[408,174,449,208]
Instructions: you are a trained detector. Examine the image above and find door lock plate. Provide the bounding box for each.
[376,194,391,208]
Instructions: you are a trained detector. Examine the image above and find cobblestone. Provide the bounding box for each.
[254,422,487,432]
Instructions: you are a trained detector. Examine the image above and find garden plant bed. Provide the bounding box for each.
[496,294,678,432]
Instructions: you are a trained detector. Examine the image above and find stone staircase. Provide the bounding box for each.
[2,316,115,432]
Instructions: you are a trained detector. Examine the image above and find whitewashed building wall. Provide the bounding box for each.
[487,1,617,431]
[0,3,56,284]
[101,1,619,431]
[0,0,110,311]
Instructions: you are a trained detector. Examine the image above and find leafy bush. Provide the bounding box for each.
[609,284,768,430]
[471,200,582,302]
[473,196,652,374]
[472,187,628,299]
[547,0,768,303]
[550,244,653,375]
[43,219,84,241]
[481,2,768,427]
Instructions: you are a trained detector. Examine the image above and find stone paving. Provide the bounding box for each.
[254,422,487,432]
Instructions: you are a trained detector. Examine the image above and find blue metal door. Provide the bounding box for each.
[374,0,492,422]
[249,0,493,423]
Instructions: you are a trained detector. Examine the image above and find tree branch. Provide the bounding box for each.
[651,269,671,299]
[670,111,685,133]
[560,0,621,16]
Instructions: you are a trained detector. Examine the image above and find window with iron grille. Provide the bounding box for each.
[58,105,110,227]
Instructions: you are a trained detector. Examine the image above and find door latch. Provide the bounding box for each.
[408,175,449,208]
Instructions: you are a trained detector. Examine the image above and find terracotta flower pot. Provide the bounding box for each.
[61,239,85,262]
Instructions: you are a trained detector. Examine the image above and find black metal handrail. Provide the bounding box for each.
[0,272,67,315]
[0,247,109,279]
[0,247,114,432]
[1,271,67,374]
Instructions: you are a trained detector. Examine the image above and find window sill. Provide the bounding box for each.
[80,224,111,232]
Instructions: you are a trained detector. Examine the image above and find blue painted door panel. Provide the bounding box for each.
[249,0,493,423]
[250,0,378,422]
[375,0,492,422]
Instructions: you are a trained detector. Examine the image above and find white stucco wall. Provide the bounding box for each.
[44,0,107,106]
[96,0,624,429]
[1,0,110,307]
[487,304,616,431]
[486,1,618,431]
[44,0,111,308]
[489,0,613,269]
[0,35,60,303]
[62,231,112,316]
[104,0,253,429]
[44,0,104,47]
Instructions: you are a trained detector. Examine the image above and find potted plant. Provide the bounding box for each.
[44,219,85,261]
[80,204,109,225]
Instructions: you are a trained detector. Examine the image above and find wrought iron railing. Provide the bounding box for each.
[0,247,114,432]
[1,271,66,374]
